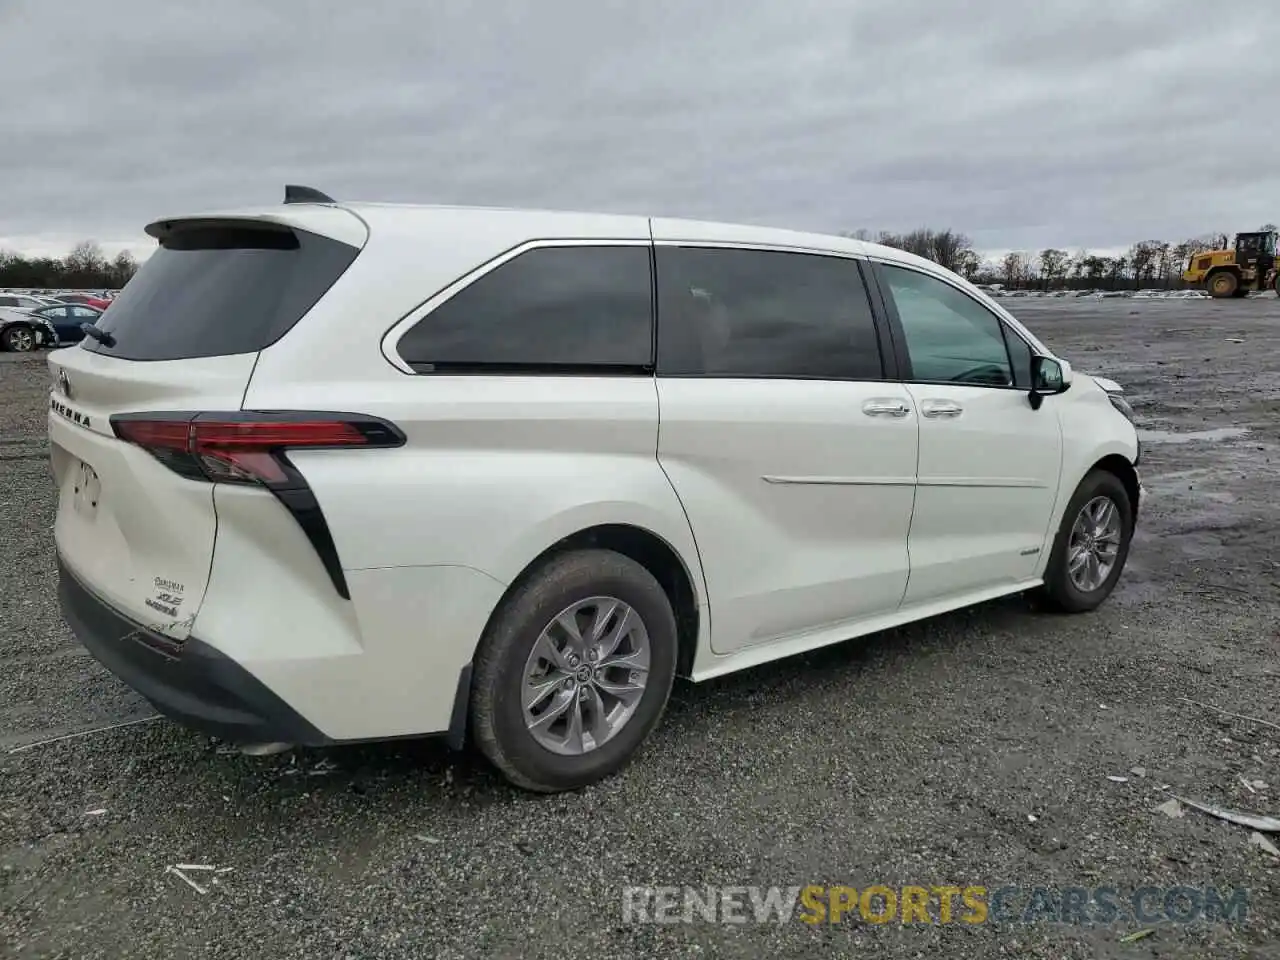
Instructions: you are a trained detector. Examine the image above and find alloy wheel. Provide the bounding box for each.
[1067,495,1122,592]
[521,596,651,756]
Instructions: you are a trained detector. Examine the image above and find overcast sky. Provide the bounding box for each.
[1,0,1276,261]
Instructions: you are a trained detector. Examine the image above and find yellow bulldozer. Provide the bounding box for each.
[1183,230,1280,298]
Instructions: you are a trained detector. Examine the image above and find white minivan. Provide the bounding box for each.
[49,187,1141,792]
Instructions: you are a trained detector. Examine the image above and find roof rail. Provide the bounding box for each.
[284,184,336,204]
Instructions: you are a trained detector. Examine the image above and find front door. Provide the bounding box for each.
[652,240,917,653]
[874,262,1063,607]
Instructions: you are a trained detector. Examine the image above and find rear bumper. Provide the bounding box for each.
[57,555,332,746]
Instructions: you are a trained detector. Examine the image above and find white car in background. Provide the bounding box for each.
[48,187,1142,792]
[0,293,58,312]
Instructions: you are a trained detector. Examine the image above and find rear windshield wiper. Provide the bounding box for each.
[81,323,116,348]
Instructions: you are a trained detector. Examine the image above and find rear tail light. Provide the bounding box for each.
[109,412,405,601]
[111,413,403,486]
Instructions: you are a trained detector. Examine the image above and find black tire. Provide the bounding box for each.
[1038,469,1135,613]
[1207,271,1238,299]
[470,549,678,792]
[2,323,36,352]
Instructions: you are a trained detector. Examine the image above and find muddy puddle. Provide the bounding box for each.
[1137,426,1250,444]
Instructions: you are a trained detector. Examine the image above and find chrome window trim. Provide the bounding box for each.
[380,238,654,375]
[651,237,867,262]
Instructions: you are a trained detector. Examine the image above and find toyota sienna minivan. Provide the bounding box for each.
[50,187,1141,792]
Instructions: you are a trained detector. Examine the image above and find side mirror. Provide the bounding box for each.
[1029,356,1071,410]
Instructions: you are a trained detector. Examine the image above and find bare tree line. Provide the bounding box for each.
[844,224,1278,290]
[5,225,1278,294]
[0,241,138,291]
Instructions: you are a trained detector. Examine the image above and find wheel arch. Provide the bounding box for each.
[451,519,704,750]
[446,491,710,750]
[1089,453,1141,521]
[493,522,703,679]
[1036,452,1141,613]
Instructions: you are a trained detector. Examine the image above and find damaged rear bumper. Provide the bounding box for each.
[57,555,331,746]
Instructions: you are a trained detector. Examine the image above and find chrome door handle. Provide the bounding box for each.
[862,398,911,418]
[921,399,963,419]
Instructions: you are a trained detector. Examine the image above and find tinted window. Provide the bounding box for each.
[882,265,1013,387]
[396,246,652,373]
[83,224,359,361]
[656,247,883,380]
[0,297,16,307]
[71,306,99,319]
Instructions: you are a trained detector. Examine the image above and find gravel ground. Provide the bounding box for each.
[2,298,1279,959]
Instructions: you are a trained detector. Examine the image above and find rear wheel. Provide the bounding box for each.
[1038,470,1134,613]
[470,549,677,792]
[1207,271,1238,298]
[2,324,36,352]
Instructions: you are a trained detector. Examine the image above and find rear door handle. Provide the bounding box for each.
[921,399,963,419]
[862,398,911,418]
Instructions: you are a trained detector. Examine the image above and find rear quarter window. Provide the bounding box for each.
[83,224,359,361]
[395,245,654,373]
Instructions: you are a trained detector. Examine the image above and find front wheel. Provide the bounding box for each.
[1207,271,1238,298]
[2,324,36,352]
[469,549,678,792]
[1038,470,1135,613]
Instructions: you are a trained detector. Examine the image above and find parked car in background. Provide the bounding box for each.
[0,293,58,311]
[53,293,111,310]
[0,307,58,351]
[29,303,102,344]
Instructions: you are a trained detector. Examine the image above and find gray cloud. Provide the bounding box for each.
[0,0,1276,258]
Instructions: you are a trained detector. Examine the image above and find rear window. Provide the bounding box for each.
[83,223,359,361]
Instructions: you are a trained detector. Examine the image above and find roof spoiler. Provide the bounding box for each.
[284,184,336,205]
